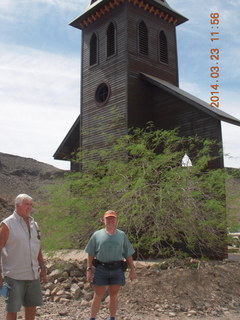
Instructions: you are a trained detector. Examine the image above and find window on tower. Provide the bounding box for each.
[95,83,111,106]
[138,21,148,55]
[107,22,116,58]
[159,31,168,64]
[90,33,98,66]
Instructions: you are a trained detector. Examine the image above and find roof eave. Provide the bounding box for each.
[53,115,80,160]
[69,0,188,29]
[141,73,240,127]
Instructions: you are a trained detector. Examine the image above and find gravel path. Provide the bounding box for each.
[1,294,240,320]
[1,252,240,319]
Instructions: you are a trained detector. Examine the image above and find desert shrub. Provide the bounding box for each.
[36,124,229,259]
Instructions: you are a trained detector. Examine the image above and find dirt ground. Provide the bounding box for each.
[1,252,240,319]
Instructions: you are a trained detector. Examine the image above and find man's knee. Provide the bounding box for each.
[109,285,120,296]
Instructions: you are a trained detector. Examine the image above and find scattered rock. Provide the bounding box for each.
[1,254,240,319]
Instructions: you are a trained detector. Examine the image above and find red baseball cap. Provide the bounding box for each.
[104,210,117,218]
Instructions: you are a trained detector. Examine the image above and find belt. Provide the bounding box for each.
[94,259,123,270]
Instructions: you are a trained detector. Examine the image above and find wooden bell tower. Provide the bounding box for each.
[54,0,240,171]
[69,0,187,156]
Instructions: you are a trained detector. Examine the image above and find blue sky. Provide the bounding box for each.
[0,0,239,170]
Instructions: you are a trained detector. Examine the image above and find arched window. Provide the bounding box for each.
[159,31,168,63]
[107,22,116,58]
[90,33,98,66]
[138,21,148,55]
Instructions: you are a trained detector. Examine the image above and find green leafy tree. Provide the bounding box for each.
[36,124,229,259]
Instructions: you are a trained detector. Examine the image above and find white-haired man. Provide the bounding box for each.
[0,194,46,320]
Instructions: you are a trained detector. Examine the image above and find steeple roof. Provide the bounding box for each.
[70,0,188,29]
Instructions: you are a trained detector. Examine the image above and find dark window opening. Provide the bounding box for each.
[95,83,110,105]
[139,21,148,55]
[90,33,98,66]
[107,22,116,57]
[159,31,168,64]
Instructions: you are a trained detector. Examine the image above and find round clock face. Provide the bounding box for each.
[95,83,111,106]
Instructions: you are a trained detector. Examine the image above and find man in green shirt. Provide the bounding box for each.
[85,210,136,320]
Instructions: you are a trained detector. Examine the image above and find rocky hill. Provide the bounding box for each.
[0,152,65,220]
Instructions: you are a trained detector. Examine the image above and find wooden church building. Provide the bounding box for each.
[54,0,240,170]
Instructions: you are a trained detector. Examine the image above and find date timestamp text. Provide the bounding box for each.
[210,12,220,108]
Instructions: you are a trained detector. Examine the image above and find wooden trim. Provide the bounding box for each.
[109,1,115,9]
[159,11,165,19]
[87,17,93,24]
[149,5,155,14]
[144,3,149,11]
[79,0,178,29]
[90,14,97,21]
[139,1,145,9]
[164,13,169,21]
[104,4,111,12]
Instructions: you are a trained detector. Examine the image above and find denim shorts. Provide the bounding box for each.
[4,277,43,312]
[93,265,125,286]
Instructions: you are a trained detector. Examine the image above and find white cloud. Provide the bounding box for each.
[0,44,80,169]
[222,123,240,169]
[1,45,79,106]
[0,99,77,170]
[221,90,240,169]
[0,0,86,13]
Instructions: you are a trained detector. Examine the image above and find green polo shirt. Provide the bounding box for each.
[85,228,135,262]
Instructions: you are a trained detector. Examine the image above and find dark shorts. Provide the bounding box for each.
[4,277,43,313]
[93,265,125,286]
